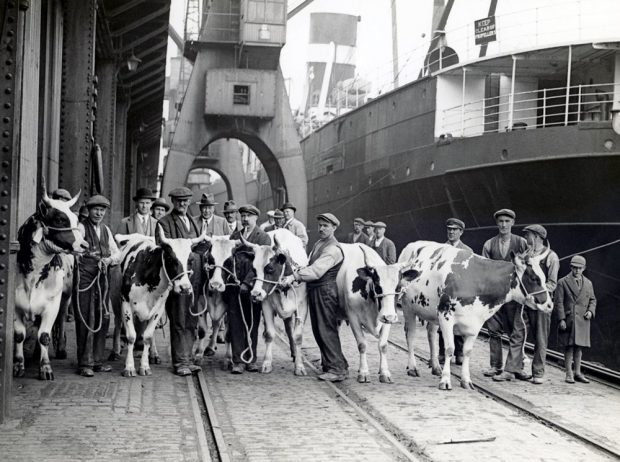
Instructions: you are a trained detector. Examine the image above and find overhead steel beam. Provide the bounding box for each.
[120,51,166,79]
[287,0,314,19]
[130,84,165,106]
[121,23,168,52]
[136,41,167,59]
[168,24,183,51]
[131,79,163,99]
[111,4,169,37]
[108,0,148,18]
[128,64,166,87]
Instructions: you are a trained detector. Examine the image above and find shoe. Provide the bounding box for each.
[565,374,575,384]
[455,355,464,366]
[492,371,514,382]
[93,364,112,372]
[231,364,244,374]
[483,367,503,377]
[245,363,259,372]
[514,371,533,381]
[532,377,544,384]
[79,368,94,377]
[317,372,347,382]
[188,364,202,373]
[175,367,191,376]
[574,374,590,383]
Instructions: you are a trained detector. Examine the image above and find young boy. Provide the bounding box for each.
[554,255,597,383]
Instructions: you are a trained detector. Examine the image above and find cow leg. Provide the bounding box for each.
[192,298,209,361]
[38,297,61,380]
[438,315,454,390]
[288,315,307,376]
[427,322,442,376]
[109,267,123,361]
[13,309,27,378]
[261,303,276,374]
[459,335,477,390]
[121,301,137,377]
[348,320,369,383]
[378,323,393,383]
[52,292,70,359]
[402,307,420,377]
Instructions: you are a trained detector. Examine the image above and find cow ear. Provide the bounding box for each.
[37,200,48,218]
[276,253,287,264]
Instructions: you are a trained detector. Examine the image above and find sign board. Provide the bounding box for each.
[474,16,496,45]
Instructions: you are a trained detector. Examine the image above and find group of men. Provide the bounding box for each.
[49,185,597,385]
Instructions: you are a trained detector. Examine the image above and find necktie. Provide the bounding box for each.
[576,278,581,289]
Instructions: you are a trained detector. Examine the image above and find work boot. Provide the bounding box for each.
[317,372,347,382]
[231,364,244,374]
[531,377,544,384]
[514,371,532,380]
[492,371,514,382]
[245,363,259,372]
[565,371,575,383]
[483,367,503,377]
[574,374,590,383]
[188,364,202,373]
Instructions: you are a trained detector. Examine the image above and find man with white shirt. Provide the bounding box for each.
[117,187,158,236]
[156,187,203,376]
[194,193,227,237]
[370,222,396,264]
[222,200,241,236]
[281,202,308,248]
[75,195,121,377]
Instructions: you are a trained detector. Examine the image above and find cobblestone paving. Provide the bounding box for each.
[0,323,202,462]
[203,338,411,461]
[331,313,618,461]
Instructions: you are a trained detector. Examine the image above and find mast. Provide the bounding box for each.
[391,0,399,88]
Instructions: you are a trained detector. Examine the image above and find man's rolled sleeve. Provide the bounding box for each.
[296,247,342,282]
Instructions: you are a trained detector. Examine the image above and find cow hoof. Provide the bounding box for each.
[294,366,307,376]
[39,365,54,381]
[261,363,273,374]
[138,367,152,376]
[407,368,420,377]
[431,366,442,376]
[122,368,137,377]
[205,347,216,357]
[379,373,393,384]
[357,373,370,383]
[149,355,161,365]
[13,364,25,378]
[56,350,67,360]
[438,381,452,391]
[460,380,475,390]
[108,352,122,361]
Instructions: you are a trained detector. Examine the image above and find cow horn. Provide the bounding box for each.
[239,232,250,247]
[67,189,81,208]
[157,224,170,244]
[273,234,281,250]
[361,245,373,269]
[41,177,51,205]
[190,235,204,245]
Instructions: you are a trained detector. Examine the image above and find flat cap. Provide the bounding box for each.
[51,188,72,201]
[523,224,547,239]
[266,210,275,218]
[570,255,586,267]
[281,202,296,212]
[272,209,284,219]
[446,218,465,229]
[151,197,171,211]
[86,194,110,208]
[168,187,193,199]
[353,217,365,224]
[493,208,516,220]
[373,221,387,228]
[316,213,340,227]
[364,220,374,227]
[239,204,260,216]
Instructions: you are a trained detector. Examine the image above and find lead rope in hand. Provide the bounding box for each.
[230,255,255,365]
[75,257,109,334]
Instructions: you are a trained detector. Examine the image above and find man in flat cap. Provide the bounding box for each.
[555,255,596,384]
[281,202,308,248]
[226,204,271,373]
[363,220,375,241]
[51,188,72,202]
[371,222,397,264]
[75,195,121,377]
[117,187,158,236]
[481,209,529,380]
[506,224,559,384]
[438,218,473,365]
[346,218,370,245]
[151,197,170,220]
[157,187,204,376]
[283,213,347,382]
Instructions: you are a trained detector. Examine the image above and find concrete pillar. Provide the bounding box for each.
[59,0,96,199]
[217,140,247,203]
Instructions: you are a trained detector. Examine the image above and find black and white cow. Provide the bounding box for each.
[397,241,553,390]
[241,228,309,375]
[15,189,87,379]
[116,228,204,377]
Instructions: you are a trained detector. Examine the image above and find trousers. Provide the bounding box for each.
[75,285,110,368]
[166,292,197,369]
[226,289,262,364]
[510,307,551,377]
[485,301,524,372]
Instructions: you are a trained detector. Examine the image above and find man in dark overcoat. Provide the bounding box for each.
[346,217,370,245]
[370,222,396,264]
[555,255,596,383]
[226,204,271,373]
[156,187,203,376]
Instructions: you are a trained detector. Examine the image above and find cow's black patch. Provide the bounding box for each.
[437,260,446,270]
[425,280,429,286]
[36,254,63,288]
[17,215,40,275]
[352,267,381,301]
[401,269,420,282]
[121,247,164,300]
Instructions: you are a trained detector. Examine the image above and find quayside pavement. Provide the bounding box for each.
[0,323,204,462]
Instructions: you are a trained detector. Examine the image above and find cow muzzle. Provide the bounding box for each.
[251,289,266,302]
[379,313,399,324]
[209,280,225,292]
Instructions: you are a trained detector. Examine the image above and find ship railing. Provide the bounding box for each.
[441,82,617,138]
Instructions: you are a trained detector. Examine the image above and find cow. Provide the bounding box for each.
[240,228,309,375]
[15,189,87,380]
[192,235,238,362]
[397,241,554,390]
[325,243,404,383]
[115,228,204,377]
